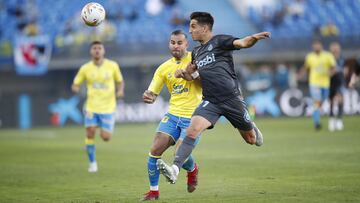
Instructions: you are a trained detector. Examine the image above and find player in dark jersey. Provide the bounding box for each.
[348,57,360,88]
[328,42,345,131]
[156,11,270,184]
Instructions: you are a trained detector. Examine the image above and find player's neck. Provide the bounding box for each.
[200,33,213,45]
[93,58,104,67]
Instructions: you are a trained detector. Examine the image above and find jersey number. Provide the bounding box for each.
[202,101,209,108]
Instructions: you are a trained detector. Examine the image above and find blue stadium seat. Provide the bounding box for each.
[245,0,360,47]
[0,0,190,47]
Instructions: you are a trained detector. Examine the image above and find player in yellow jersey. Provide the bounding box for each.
[298,40,336,130]
[71,41,124,172]
[141,30,202,201]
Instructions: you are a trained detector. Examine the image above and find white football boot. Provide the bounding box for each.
[88,162,98,173]
[335,119,344,131]
[328,117,336,132]
[156,159,178,184]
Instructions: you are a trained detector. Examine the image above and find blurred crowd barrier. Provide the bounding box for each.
[1,61,359,129]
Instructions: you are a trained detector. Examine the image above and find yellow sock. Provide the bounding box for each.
[148,153,161,159]
[85,137,95,145]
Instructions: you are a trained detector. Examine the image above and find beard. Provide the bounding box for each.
[171,50,182,59]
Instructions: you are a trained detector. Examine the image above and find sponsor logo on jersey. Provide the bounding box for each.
[195,53,216,68]
[172,84,189,95]
[92,82,108,89]
[207,44,213,51]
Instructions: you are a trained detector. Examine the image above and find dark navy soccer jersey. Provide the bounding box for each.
[192,34,241,103]
[335,56,345,72]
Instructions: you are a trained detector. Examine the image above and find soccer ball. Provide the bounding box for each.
[81,2,106,26]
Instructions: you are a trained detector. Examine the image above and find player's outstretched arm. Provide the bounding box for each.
[233,32,271,49]
[329,66,336,77]
[143,90,157,104]
[116,81,125,98]
[297,65,308,81]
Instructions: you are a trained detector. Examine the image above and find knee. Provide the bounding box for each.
[150,147,162,157]
[86,128,96,138]
[338,95,343,103]
[314,101,321,108]
[102,136,111,142]
[100,132,111,142]
[87,134,95,139]
[186,127,201,139]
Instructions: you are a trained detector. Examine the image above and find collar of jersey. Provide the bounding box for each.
[91,59,107,67]
[171,52,191,64]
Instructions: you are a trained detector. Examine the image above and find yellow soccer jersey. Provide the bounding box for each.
[73,59,123,113]
[305,51,336,88]
[148,52,202,118]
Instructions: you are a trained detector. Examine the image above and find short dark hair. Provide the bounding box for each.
[190,12,214,30]
[171,30,187,39]
[312,39,322,45]
[90,41,103,47]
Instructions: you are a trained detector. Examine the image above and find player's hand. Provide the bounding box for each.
[175,69,186,78]
[143,90,156,104]
[116,90,124,98]
[71,84,80,93]
[348,74,358,89]
[252,32,271,40]
[185,63,197,73]
[348,81,355,88]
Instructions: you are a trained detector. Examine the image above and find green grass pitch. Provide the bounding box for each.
[0,116,360,203]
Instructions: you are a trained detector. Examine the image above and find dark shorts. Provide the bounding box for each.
[192,96,253,131]
[329,72,345,99]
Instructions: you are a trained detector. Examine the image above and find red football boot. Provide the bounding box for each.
[187,163,199,193]
[141,190,159,201]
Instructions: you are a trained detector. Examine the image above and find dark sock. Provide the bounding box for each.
[173,136,196,170]
[338,102,343,118]
[329,101,334,117]
[182,154,195,171]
